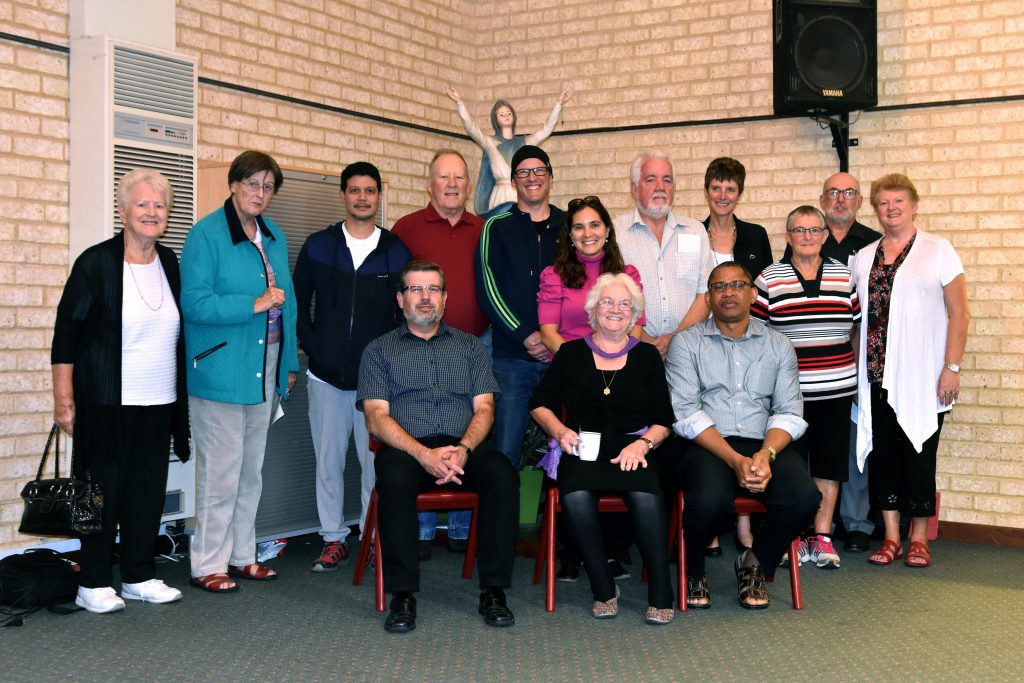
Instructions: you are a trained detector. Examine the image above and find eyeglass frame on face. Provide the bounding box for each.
[708,280,754,293]
[597,297,634,311]
[513,166,551,179]
[402,284,443,296]
[786,226,827,236]
[240,179,276,194]
[824,188,858,200]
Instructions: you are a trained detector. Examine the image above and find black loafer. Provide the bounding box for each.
[556,561,580,582]
[384,592,417,633]
[844,530,871,553]
[478,587,516,627]
[447,537,469,554]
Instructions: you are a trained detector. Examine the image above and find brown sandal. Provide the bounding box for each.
[868,539,903,566]
[686,575,711,609]
[190,573,238,593]
[905,541,931,568]
[734,555,769,610]
[228,563,278,581]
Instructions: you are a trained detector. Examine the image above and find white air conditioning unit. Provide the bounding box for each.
[69,35,197,522]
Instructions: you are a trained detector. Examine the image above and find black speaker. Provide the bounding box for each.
[773,0,877,116]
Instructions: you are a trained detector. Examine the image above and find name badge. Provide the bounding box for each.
[677,234,700,253]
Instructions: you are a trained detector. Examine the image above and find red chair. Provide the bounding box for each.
[669,492,804,611]
[352,488,480,612]
[532,485,639,613]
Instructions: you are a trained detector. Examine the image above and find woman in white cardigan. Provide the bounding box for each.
[851,173,969,569]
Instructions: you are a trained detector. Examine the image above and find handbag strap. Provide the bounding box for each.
[34,423,61,482]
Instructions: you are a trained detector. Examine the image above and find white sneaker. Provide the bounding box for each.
[121,579,183,604]
[76,586,126,613]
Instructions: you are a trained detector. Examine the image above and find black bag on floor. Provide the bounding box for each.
[0,549,78,609]
[19,424,104,537]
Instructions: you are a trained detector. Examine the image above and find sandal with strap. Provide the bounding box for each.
[228,563,278,581]
[868,539,903,566]
[905,541,931,568]
[734,554,769,610]
[686,575,711,609]
[190,573,238,593]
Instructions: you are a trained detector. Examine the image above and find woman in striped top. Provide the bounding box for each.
[752,206,860,570]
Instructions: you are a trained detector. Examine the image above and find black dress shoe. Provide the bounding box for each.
[844,530,871,553]
[705,545,723,557]
[384,592,417,633]
[418,540,433,561]
[478,587,516,627]
[447,537,468,554]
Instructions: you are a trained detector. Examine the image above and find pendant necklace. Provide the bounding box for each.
[126,258,164,311]
[600,369,618,396]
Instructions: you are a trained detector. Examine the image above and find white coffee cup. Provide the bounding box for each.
[574,431,601,461]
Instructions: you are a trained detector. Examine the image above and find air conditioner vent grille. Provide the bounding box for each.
[114,46,195,119]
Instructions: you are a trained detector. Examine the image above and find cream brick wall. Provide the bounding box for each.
[1,0,1023,549]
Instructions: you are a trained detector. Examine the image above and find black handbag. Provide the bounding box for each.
[18,424,104,537]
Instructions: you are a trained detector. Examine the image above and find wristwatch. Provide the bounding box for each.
[764,445,777,462]
[944,362,961,374]
[457,442,473,457]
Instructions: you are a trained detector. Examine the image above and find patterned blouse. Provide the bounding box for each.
[866,233,917,384]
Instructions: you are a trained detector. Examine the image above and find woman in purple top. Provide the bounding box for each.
[538,196,644,355]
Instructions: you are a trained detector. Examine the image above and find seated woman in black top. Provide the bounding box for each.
[529,272,675,624]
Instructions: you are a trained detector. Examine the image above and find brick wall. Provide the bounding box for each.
[1,0,1022,549]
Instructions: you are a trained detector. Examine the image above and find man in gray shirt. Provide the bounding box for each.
[665,261,820,610]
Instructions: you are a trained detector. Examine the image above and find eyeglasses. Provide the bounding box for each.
[402,284,443,296]
[568,196,601,210]
[598,298,634,311]
[709,280,753,293]
[825,188,858,199]
[787,227,827,236]
[241,180,275,194]
[513,166,550,179]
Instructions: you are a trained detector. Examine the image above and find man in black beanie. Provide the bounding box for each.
[475,145,562,468]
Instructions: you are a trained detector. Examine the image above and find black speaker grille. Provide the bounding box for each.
[793,16,868,93]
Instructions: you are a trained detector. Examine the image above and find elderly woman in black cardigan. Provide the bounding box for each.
[52,168,189,613]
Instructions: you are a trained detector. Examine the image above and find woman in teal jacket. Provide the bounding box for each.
[181,150,299,593]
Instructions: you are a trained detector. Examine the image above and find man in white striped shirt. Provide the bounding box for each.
[615,151,715,359]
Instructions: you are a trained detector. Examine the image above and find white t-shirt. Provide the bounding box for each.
[122,259,179,405]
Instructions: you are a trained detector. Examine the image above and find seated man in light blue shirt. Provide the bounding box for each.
[665,261,820,611]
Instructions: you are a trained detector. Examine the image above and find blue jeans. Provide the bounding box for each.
[418,509,470,541]
[492,357,548,469]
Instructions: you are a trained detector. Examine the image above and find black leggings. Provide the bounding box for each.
[560,489,673,609]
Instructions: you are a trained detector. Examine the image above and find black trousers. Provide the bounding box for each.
[671,437,820,579]
[78,403,173,588]
[868,385,944,517]
[375,436,519,593]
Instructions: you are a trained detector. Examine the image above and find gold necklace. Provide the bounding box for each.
[600,369,618,396]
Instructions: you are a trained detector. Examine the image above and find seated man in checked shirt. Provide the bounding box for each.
[357,260,519,634]
[665,261,820,611]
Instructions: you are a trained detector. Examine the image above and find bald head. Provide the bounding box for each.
[819,172,863,230]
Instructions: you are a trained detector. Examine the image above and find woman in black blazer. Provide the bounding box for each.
[701,157,773,280]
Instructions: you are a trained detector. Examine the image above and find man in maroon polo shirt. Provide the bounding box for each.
[391,148,490,557]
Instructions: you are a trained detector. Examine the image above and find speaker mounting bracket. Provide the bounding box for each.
[824,112,854,172]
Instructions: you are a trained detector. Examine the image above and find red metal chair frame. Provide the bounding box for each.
[669,491,804,611]
[353,488,480,612]
[532,485,641,613]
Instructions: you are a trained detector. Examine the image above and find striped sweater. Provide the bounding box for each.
[751,258,860,401]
